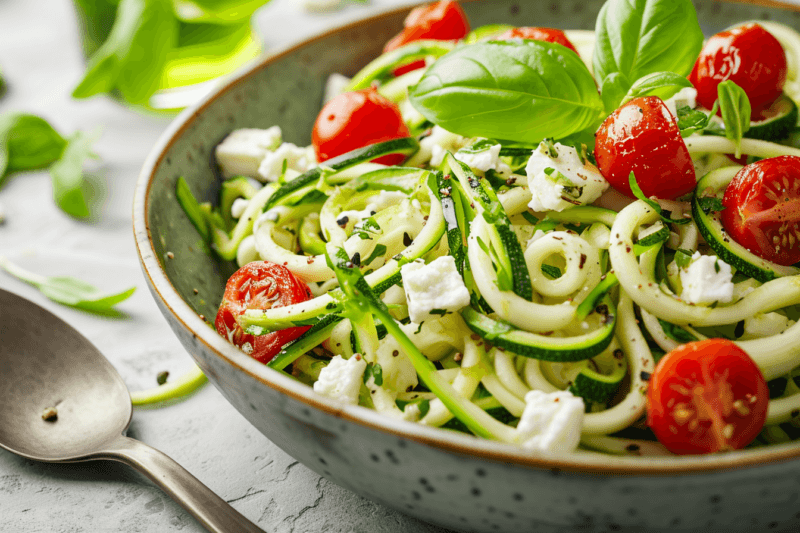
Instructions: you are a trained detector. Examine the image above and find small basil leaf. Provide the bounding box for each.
[0,257,135,314]
[675,248,694,269]
[657,318,697,343]
[621,72,694,106]
[593,0,703,94]
[409,40,603,143]
[628,172,690,225]
[1,114,66,174]
[717,80,752,158]
[601,72,630,113]
[49,130,99,219]
[697,197,725,214]
[677,101,719,138]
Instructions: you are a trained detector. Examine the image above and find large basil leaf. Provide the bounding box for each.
[408,41,603,143]
[594,0,703,95]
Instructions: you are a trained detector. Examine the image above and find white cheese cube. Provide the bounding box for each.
[215,127,282,178]
[679,252,734,305]
[400,256,470,324]
[744,312,793,338]
[517,390,584,453]
[664,87,698,119]
[526,142,609,212]
[455,143,512,176]
[257,142,316,183]
[313,355,367,406]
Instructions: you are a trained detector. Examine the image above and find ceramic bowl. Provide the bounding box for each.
[134,1,800,531]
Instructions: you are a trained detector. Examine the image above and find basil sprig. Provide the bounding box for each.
[409,40,603,143]
[0,113,98,218]
[620,72,694,107]
[628,172,690,225]
[717,80,752,158]
[594,0,703,103]
[0,257,135,314]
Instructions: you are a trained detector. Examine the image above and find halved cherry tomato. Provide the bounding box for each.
[690,23,787,120]
[647,339,768,455]
[496,27,579,55]
[383,0,470,76]
[215,261,313,364]
[721,156,800,266]
[594,96,696,199]
[312,87,411,166]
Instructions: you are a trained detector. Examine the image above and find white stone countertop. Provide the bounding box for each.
[0,1,451,532]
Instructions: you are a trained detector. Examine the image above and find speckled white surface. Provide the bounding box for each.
[0,0,452,531]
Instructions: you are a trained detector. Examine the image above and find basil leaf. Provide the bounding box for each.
[628,172,690,225]
[72,0,119,58]
[717,80,752,159]
[73,0,178,105]
[49,130,99,218]
[621,72,694,106]
[409,41,603,143]
[675,248,694,269]
[601,72,630,113]
[697,196,725,214]
[593,0,703,95]
[0,257,135,314]
[677,100,719,138]
[0,114,66,176]
[464,24,514,43]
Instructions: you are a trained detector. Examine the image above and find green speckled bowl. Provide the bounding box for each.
[134,2,800,531]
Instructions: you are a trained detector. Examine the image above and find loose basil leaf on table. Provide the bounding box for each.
[0,257,136,314]
[0,114,66,178]
[620,72,695,107]
[717,80,752,158]
[409,40,604,143]
[594,0,703,96]
[50,130,100,219]
[73,0,178,105]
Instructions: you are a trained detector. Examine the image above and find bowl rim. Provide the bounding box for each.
[133,0,800,476]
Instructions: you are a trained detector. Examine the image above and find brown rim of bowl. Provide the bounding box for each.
[134,0,800,476]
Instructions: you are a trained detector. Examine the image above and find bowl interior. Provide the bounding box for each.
[138,0,800,471]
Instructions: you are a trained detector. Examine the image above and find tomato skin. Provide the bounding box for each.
[690,23,787,120]
[384,0,470,76]
[721,156,800,266]
[312,87,411,166]
[594,96,696,199]
[215,262,313,365]
[647,339,768,455]
[496,27,579,55]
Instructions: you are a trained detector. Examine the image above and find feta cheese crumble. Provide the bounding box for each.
[455,143,512,176]
[517,390,584,453]
[419,126,467,168]
[257,142,316,182]
[231,198,249,219]
[526,142,609,212]
[400,256,471,324]
[313,355,367,405]
[679,252,734,305]
[215,127,282,178]
[664,87,698,119]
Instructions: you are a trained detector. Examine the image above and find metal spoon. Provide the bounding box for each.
[0,288,264,533]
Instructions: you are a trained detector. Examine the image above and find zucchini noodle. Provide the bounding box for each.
[190,19,800,457]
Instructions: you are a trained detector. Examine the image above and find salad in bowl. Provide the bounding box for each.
[177,0,800,458]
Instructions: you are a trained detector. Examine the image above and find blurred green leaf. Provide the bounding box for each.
[173,0,270,24]
[72,0,120,57]
[0,114,67,179]
[50,130,100,219]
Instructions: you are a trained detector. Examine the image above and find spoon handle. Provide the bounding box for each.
[101,436,264,533]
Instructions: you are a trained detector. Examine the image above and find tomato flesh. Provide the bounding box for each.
[384,0,470,76]
[721,155,800,266]
[594,96,696,199]
[690,23,787,120]
[496,27,579,55]
[215,261,313,364]
[312,87,411,166]
[647,339,768,455]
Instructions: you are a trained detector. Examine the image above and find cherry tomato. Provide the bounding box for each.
[594,96,696,199]
[690,23,787,120]
[721,156,800,266]
[647,339,768,455]
[215,261,313,364]
[384,0,470,76]
[312,87,411,166]
[496,27,579,55]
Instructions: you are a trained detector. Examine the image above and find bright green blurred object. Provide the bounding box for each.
[72,0,268,110]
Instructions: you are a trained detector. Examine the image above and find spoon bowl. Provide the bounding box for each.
[0,289,263,533]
